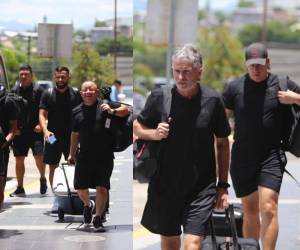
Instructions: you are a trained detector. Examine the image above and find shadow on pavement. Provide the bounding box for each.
[0,229,23,239]
[75,224,132,233]
[1,201,32,213]
[24,193,51,199]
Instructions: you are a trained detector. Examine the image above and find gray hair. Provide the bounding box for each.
[172,44,203,67]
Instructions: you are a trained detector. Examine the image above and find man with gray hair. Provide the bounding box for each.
[133,44,231,249]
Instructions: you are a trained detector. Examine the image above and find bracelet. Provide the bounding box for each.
[217,182,230,189]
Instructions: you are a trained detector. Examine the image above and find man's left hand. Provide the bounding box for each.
[100,103,113,114]
[278,90,300,105]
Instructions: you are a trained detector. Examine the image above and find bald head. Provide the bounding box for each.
[80,81,99,106]
[81,81,97,90]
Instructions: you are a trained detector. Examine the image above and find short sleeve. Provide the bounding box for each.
[39,90,49,110]
[212,97,231,138]
[222,83,234,110]
[287,78,300,94]
[137,90,161,129]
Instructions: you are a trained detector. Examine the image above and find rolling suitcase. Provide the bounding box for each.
[206,203,243,237]
[52,163,96,221]
[202,204,260,250]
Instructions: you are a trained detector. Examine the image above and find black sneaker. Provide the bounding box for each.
[40,178,47,194]
[101,213,107,223]
[83,200,95,225]
[9,186,26,197]
[93,215,106,232]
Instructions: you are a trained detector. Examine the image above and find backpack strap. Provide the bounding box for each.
[278,75,289,91]
[284,168,300,187]
[161,85,173,122]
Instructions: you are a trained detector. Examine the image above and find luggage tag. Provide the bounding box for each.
[105,118,111,128]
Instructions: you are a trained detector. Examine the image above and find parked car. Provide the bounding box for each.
[36,80,53,90]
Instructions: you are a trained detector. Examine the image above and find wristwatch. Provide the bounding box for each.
[113,109,117,115]
[217,182,230,189]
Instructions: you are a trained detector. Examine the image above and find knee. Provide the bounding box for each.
[261,201,277,219]
[161,236,180,250]
[96,187,107,196]
[184,235,203,250]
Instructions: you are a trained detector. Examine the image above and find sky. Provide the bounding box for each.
[0,0,133,30]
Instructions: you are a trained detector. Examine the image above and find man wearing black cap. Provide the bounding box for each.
[223,42,300,250]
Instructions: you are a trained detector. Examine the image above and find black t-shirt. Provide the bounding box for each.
[11,83,44,133]
[72,99,120,160]
[223,73,300,164]
[0,93,18,135]
[40,86,81,137]
[137,85,230,196]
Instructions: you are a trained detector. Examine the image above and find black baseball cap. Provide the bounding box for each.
[245,43,268,66]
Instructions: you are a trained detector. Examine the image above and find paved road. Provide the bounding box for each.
[133,153,300,250]
[0,146,133,250]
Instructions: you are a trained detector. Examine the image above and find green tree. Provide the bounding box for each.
[238,24,261,45]
[198,10,208,21]
[74,29,88,40]
[72,43,114,88]
[95,36,133,56]
[238,21,300,45]
[199,26,245,90]
[94,19,108,27]
[0,47,26,87]
[238,0,256,8]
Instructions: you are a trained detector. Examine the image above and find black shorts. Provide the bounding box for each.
[12,132,44,157]
[231,149,287,198]
[74,155,114,190]
[0,148,10,177]
[43,137,70,165]
[141,181,216,236]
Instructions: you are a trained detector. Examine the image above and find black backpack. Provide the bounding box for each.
[279,76,300,157]
[10,84,41,131]
[133,85,172,183]
[0,89,28,130]
[96,100,133,152]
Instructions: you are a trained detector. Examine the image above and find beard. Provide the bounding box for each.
[56,81,68,89]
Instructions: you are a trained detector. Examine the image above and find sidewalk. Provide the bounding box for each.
[0,147,133,250]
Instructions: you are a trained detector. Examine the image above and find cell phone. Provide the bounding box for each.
[48,134,57,144]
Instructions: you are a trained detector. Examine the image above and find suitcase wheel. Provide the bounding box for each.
[58,207,64,221]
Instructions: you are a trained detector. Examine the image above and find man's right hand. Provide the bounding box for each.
[154,121,170,140]
[67,155,76,165]
[44,130,54,143]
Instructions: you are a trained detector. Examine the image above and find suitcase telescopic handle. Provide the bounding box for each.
[226,204,241,250]
[209,215,218,250]
[60,163,75,212]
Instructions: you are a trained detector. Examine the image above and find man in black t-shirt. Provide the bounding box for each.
[68,81,129,232]
[10,65,47,197]
[223,42,300,250]
[133,44,231,250]
[0,84,18,208]
[39,66,81,187]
